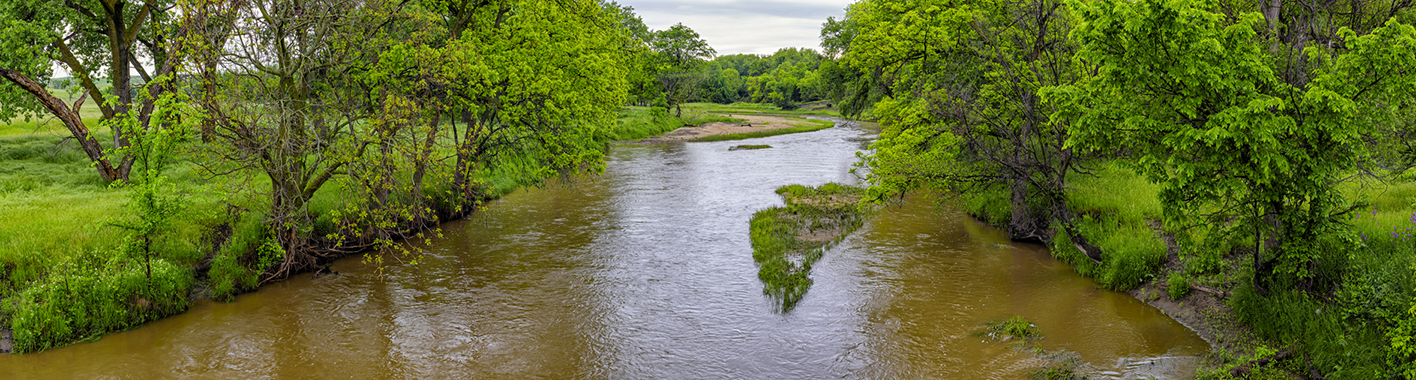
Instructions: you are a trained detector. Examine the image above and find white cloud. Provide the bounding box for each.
[623,0,854,55]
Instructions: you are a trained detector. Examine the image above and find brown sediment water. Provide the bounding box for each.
[0,119,1206,379]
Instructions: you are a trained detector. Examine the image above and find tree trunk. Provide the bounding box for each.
[410,112,442,214]
[1007,178,1047,242]
[108,1,135,166]
[1261,0,1282,33]
[0,69,122,182]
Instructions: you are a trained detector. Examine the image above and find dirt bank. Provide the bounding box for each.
[1128,223,1263,360]
[636,114,809,142]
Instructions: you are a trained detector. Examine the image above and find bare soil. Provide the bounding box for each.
[1,327,11,354]
[1130,221,1264,359]
[635,114,806,143]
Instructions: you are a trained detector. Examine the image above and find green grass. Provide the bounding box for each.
[601,106,682,141]
[955,162,1167,291]
[678,110,746,126]
[1,108,107,138]
[691,119,835,142]
[729,144,771,150]
[750,183,870,311]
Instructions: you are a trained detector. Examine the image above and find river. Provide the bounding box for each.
[1,120,1207,379]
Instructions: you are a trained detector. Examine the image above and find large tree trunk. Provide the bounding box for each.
[1261,0,1282,33]
[107,1,135,179]
[1007,178,1048,243]
[0,69,123,182]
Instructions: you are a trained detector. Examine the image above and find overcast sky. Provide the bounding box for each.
[620,0,854,56]
[51,1,852,78]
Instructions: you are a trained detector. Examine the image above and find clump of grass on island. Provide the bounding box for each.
[750,183,870,310]
[692,119,835,142]
[1031,350,1092,380]
[977,315,1041,342]
[975,316,1094,379]
[729,144,771,151]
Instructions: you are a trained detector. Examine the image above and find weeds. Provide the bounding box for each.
[978,315,1041,341]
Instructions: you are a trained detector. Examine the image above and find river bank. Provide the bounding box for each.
[0,103,846,354]
[1,120,1211,378]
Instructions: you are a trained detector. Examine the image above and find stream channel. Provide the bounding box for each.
[2,119,1208,379]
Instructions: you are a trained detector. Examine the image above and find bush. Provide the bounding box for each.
[1389,300,1416,379]
[1167,272,1189,300]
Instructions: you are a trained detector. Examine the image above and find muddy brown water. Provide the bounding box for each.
[1,120,1207,379]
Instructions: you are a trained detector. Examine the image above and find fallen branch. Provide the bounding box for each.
[1191,284,1229,299]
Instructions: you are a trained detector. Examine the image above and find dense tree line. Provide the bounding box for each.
[699,48,832,109]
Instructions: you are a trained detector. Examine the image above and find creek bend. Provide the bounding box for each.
[1,120,1207,378]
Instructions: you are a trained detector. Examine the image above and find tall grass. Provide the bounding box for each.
[600,106,681,141]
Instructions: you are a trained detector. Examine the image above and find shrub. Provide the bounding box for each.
[1167,272,1189,300]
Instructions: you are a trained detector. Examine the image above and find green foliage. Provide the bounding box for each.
[1390,299,1416,378]
[699,48,830,105]
[1194,345,1292,380]
[1167,272,1190,300]
[107,75,201,280]
[750,183,869,310]
[2,257,190,353]
[1050,0,1416,291]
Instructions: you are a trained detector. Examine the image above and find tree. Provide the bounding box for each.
[603,2,660,106]
[841,0,1102,259]
[0,0,187,182]
[195,0,414,277]
[1047,0,1416,293]
[650,23,714,117]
